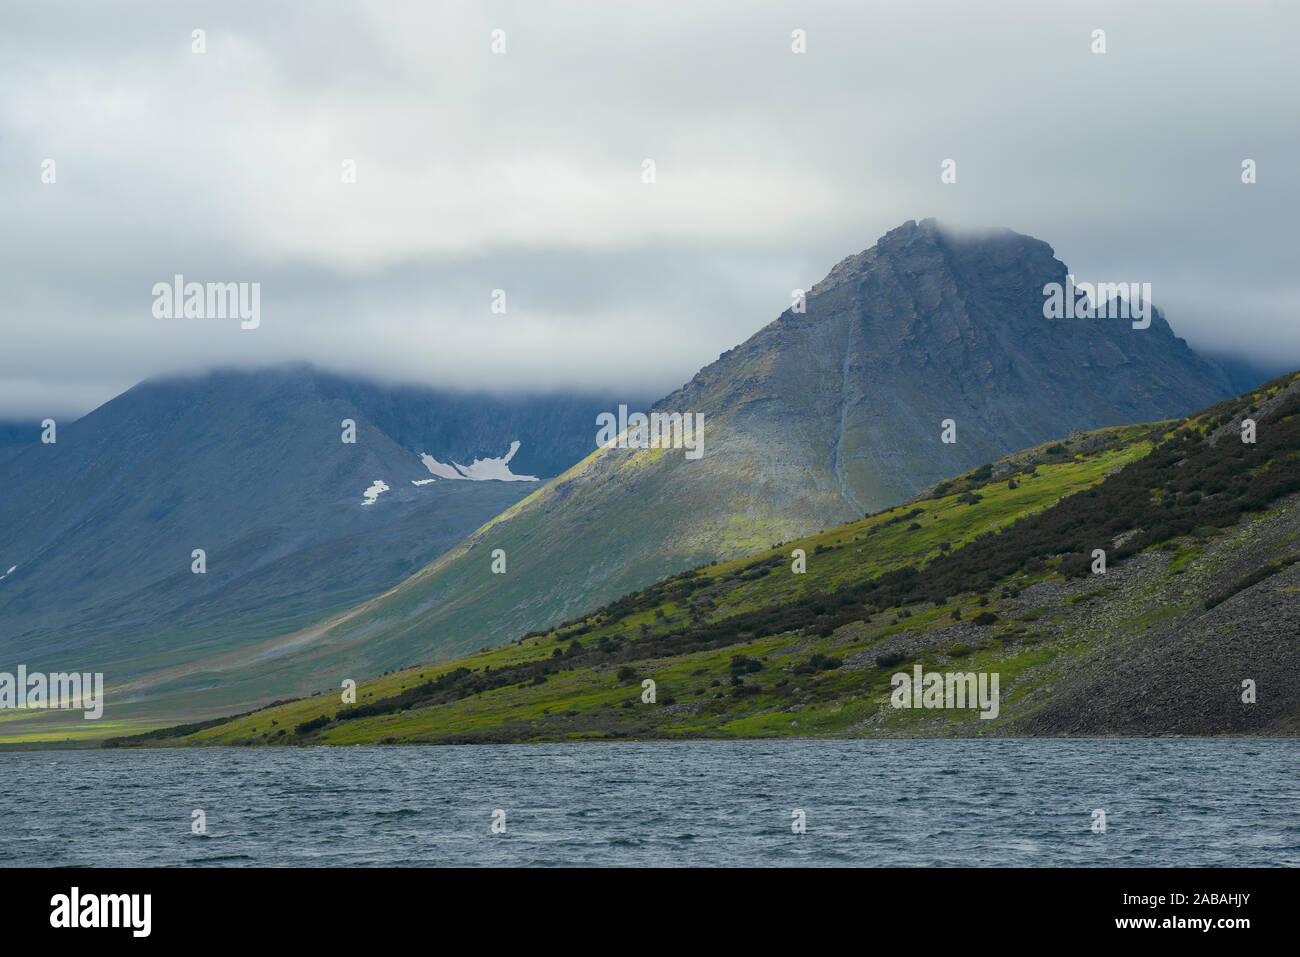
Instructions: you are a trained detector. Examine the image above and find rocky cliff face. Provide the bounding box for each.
[666,218,1232,518]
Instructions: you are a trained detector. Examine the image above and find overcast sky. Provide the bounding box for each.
[2,0,1298,417]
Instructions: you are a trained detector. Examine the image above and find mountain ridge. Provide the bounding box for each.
[0,367,624,716]
[21,220,1243,730]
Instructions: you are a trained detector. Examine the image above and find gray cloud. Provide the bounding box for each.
[3,0,1298,417]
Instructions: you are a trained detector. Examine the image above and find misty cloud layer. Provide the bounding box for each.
[2,0,1297,417]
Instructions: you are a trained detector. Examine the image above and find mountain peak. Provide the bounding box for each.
[669,221,1230,510]
[813,219,1053,295]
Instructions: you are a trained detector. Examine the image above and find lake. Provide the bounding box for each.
[2,739,1297,866]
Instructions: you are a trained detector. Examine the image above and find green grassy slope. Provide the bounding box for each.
[131,437,1145,746]
[104,370,1300,746]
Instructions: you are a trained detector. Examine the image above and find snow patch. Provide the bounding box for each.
[418,454,462,480]
[411,478,436,486]
[418,440,538,483]
[361,480,390,505]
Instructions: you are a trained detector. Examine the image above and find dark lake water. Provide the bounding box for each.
[2,740,1297,866]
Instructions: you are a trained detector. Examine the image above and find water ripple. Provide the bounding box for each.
[0,740,1297,866]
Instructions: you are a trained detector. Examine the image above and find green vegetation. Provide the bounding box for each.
[103,373,1300,747]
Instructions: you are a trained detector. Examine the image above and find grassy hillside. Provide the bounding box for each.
[106,370,1300,746]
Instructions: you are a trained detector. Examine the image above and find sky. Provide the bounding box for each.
[2,0,1298,418]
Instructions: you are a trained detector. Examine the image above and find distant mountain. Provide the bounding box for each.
[1203,352,1295,396]
[0,367,622,721]
[87,220,1239,726]
[0,421,33,469]
[297,369,621,479]
[0,421,29,446]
